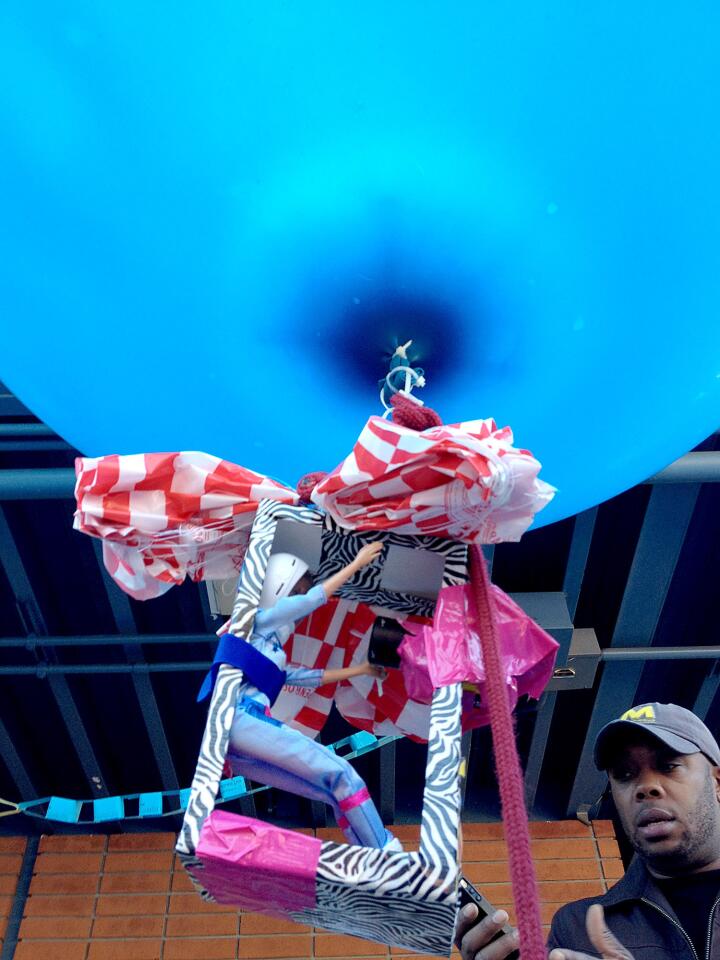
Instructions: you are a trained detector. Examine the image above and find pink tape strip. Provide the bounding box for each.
[338,786,371,812]
[195,810,321,914]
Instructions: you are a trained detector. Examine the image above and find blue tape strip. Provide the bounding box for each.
[19,734,402,824]
[46,796,82,823]
[349,731,377,751]
[93,796,125,822]
[139,792,163,817]
[219,776,247,800]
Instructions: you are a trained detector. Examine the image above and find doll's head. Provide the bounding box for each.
[259,553,310,608]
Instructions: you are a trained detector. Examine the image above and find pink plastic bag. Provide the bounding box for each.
[399,584,559,730]
[192,810,322,915]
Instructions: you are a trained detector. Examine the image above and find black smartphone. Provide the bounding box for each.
[457,876,520,959]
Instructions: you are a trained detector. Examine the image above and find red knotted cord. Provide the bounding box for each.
[390,392,443,430]
[469,544,546,960]
[296,471,329,503]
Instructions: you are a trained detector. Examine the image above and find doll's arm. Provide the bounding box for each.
[319,542,383,600]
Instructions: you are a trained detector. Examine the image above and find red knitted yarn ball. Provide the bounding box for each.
[296,471,329,503]
[390,393,443,429]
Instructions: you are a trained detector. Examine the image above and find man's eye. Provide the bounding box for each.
[611,769,633,782]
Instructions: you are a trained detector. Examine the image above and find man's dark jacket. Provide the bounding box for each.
[547,856,720,960]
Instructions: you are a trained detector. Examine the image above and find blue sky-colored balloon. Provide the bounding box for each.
[1,2,719,526]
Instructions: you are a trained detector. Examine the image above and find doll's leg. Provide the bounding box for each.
[228,752,364,845]
[228,707,394,849]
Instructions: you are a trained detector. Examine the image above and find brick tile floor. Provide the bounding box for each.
[1,837,26,955]
[1,820,621,959]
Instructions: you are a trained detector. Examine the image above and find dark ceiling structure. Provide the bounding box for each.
[1,379,719,837]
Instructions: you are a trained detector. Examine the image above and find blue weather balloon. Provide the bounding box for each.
[1,2,719,526]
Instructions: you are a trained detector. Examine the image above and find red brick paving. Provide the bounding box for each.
[4,821,620,958]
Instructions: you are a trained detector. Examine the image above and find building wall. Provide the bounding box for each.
[1,820,621,960]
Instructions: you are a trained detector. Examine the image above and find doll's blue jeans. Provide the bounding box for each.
[227,698,392,849]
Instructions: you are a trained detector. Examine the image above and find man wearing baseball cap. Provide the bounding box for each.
[456,702,720,960]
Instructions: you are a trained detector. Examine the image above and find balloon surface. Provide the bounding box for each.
[1,3,720,526]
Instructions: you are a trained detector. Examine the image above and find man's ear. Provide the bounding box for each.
[710,763,720,802]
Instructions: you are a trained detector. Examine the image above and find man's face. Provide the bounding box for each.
[608,732,720,876]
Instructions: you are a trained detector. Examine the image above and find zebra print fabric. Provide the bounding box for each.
[176,664,243,856]
[296,684,464,955]
[418,683,463,888]
[181,502,323,858]
[316,516,468,617]
[290,875,458,955]
[178,501,467,954]
[176,852,216,901]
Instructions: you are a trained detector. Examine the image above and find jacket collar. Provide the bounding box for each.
[602,855,673,911]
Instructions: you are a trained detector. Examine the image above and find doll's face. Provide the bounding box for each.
[290,573,314,597]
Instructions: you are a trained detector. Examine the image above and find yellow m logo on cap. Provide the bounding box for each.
[621,705,656,723]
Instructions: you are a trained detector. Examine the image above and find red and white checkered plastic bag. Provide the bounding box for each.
[272,598,376,736]
[274,598,434,740]
[73,415,554,600]
[74,452,297,600]
[311,416,555,543]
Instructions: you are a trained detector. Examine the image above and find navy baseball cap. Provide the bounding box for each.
[594,702,720,770]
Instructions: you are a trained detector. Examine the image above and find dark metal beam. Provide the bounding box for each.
[198,581,220,635]
[0,505,110,798]
[518,593,574,811]
[46,673,110,797]
[458,730,472,809]
[0,713,37,799]
[0,647,706,672]
[0,468,76,500]
[601,646,720,661]
[379,738,397,825]
[0,424,55,437]
[0,389,32,417]
[693,662,720,720]
[0,441,72,452]
[310,799,328,829]
[567,483,700,816]
[0,591,587,650]
[0,662,210,676]
[563,507,597,621]
[0,634,214,648]
[91,540,180,795]
[646,452,720,484]
[524,690,558,812]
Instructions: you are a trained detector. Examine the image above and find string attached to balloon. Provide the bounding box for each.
[379,340,427,415]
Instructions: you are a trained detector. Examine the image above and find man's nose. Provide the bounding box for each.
[635,775,664,799]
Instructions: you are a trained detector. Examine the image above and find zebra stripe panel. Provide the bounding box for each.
[178,501,466,954]
[178,503,322,858]
[176,664,243,856]
[303,683,464,955]
[290,873,458,956]
[418,684,463,889]
[177,852,216,902]
[317,517,468,616]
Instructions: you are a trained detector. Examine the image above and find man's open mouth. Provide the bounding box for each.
[636,808,676,840]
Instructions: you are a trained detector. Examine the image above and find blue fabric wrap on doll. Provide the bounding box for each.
[197,634,287,704]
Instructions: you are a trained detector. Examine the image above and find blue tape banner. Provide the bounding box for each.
[16,732,400,823]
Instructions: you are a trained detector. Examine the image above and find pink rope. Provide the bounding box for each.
[469,545,546,960]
